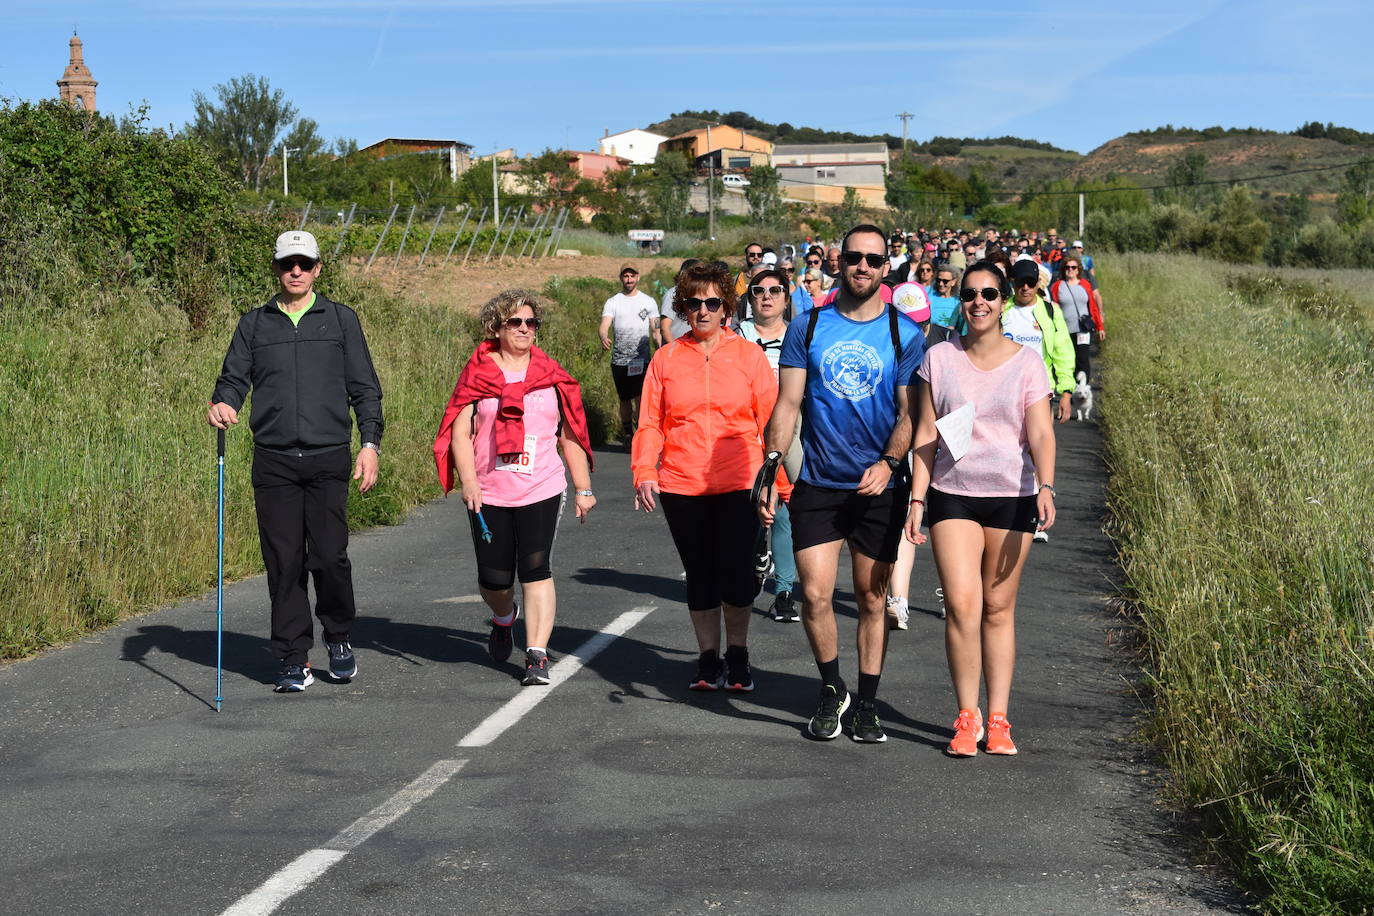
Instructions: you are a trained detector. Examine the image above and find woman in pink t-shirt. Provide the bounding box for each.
[905,261,1057,758]
[438,291,595,687]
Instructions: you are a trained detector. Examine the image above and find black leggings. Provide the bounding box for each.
[660,490,760,611]
[467,493,564,591]
[1074,340,1092,382]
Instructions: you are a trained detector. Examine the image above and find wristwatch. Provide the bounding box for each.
[361,442,380,454]
[576,489,594,497]
[881,455,902,473]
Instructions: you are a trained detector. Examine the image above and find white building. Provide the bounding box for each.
[598,128,669,165]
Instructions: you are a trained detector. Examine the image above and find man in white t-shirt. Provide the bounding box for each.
[599,264,658,438]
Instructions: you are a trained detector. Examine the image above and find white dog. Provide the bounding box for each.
[1073,371,1094,421]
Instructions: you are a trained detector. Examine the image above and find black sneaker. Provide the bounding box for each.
[487,604,519,664]
[325,640,357,681]
[851,700,887,743]
[274,662,314,693]
[521,650,551,686]
[808,683,850,739]
[770,590,799,622]
[723,645,754,692]
[688,649,724,691]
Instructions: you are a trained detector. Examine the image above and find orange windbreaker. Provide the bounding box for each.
[631,330,778,496]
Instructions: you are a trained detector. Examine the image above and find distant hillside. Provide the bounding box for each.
[644,113,1374,199]
[646,110,1068,155]
[1071,127,1374,196]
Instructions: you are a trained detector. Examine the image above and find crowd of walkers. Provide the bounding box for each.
[208,220,1106,757]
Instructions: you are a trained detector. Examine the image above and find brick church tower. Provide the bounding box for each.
[57,33,97,111]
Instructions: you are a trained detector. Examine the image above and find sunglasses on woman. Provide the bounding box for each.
[502,316,542,330]
[750,285,786,298]
[680,297,723,312]
[959,287,1003,302]
[840,251,886,269]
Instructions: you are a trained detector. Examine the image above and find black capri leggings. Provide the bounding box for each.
[660,490,760,611]
[467,492,565,591]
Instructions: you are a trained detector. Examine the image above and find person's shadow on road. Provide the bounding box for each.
[121,625,272,709]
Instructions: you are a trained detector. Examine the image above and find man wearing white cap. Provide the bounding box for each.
[207,230,384,693]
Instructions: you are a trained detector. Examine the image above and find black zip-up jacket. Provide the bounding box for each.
[212,293,384,452]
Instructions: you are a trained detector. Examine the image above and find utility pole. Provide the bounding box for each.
[895,112,913,157]
[706,124,715,240]
[492,150,501,225]
[282,146,301,196]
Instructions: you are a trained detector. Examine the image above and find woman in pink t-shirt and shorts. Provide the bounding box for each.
[906,261,1057,758]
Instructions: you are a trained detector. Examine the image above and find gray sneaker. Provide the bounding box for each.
[325,640,357,680]
[273,662,314,693]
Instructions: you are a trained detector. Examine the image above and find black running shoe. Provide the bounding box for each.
[521,650,551,686]
[487,604,519,664]
[770,590,799,622]
[808,684,850,739]
[325,640,357,681]
[688,649,724,691]
[274,662,314,693]
[851,700,887,743]
[723,645,754,692]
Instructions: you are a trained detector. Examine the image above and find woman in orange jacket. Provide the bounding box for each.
[632,261,778,693]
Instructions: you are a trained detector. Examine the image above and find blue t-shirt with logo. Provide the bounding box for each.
[928,292,960,329]
[779,306,925,489]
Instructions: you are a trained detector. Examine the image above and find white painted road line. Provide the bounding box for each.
[219,604,656,916]
[458,604,656,747]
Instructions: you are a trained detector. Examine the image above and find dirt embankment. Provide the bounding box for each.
[358,255,677,314]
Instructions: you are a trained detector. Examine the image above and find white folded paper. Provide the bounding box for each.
[935,402,975,461]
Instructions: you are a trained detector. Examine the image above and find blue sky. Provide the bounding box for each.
[6,0,1372,157]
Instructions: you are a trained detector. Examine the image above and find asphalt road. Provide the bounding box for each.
[0,418,1243,915]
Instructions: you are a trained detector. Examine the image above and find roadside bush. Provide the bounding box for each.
[0,100,265,321]
[1103,253,1374,913]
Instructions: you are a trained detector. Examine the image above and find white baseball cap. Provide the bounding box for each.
[761,251,778,266]
[274,230,320,261]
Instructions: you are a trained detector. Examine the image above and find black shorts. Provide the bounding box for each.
[467,492,565,591]
[610,364,646,401]
[789,481,909,564]
[926,487,1037,534]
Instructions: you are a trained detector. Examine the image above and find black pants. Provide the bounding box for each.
[660,490,759,611]
[252,446,356,664]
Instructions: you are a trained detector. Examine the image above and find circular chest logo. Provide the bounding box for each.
[821,341,884,402]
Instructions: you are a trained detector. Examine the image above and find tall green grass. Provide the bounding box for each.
[1102,253,1374,913]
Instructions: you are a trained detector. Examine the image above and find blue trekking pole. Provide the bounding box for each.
[215,427,226,712]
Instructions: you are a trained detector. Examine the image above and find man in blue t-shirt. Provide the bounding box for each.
[760,223,924,744]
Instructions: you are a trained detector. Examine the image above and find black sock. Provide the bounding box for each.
[857,673,881,704]
[817,657,844,692]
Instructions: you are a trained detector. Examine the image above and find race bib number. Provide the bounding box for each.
[627,360,645,377]
[496,434,538,475]
[1076,332,1092,345]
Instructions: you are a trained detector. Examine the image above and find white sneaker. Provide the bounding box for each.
[885,595,910,631]
[1033,529,1049,543]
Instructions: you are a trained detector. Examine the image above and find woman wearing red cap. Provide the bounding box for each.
[434,290,596,686]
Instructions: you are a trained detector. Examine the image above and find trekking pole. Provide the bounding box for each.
[215,427,226,711]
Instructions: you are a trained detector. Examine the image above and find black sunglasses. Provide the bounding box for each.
[502,316,542,330]
[917,264,933,273]
[275,257,318,272]
[840,251,886,269]
[750,284,785,298]
[959,287,1003,302]
[745,250,763,259]
[806,259,821,266]
[680,297,723,312]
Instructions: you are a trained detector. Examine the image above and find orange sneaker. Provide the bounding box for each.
[985,713,1018,755]
[947,708,983,757]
